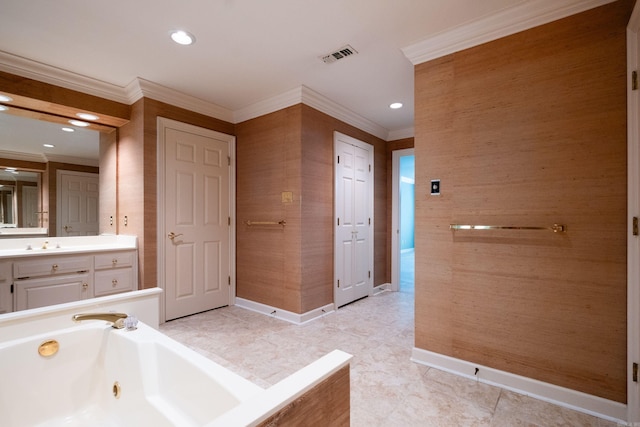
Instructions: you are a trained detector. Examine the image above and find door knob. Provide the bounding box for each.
[168,232,183,240]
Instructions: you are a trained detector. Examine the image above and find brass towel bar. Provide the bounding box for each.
[245,220,287,226]
[449,224,566,233]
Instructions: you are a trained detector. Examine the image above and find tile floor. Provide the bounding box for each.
[160,286,621,426]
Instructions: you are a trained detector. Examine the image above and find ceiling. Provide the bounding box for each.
[0,0,611,141]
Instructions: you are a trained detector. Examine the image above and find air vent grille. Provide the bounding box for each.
[321,45,358,64]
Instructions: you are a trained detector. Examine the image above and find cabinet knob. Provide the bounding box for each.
[52,264,58,271]
[112,279,118,287]
[82,283,88,290]
[112,259,118,265]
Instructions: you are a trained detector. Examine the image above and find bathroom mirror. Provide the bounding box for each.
[0,104,116,237]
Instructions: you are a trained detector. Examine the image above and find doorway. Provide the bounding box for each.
[391,148,415,293]
[334,132,374,308]
[56,170,99,236]
[157,118,236,322]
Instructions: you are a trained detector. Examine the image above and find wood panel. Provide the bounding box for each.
[0,71,130,127]
[236,106,302,312]
[256,366,350,427]
[414,0,632,403]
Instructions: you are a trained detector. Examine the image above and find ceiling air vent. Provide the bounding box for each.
[321,45,358,64]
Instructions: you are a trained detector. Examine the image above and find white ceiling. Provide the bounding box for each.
[0,0,612,141]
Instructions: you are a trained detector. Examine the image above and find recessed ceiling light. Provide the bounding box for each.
[61,127,75,132]
[170,30,195,45]
[43,144,55,148]
[0,94,13,102]
[390,102,403,109]
[76,112,99,121]
[69,119,90,127]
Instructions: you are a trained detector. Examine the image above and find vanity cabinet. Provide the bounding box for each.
[0,262,11,314]
[8,248,137,313]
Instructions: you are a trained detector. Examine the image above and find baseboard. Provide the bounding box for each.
[411,347,627,424]
[373,283,392,295]
[234,298,334,325]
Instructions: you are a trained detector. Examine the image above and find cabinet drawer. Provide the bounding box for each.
[13,255,92,279]
[94,268,134,296]
[94,251,135,270]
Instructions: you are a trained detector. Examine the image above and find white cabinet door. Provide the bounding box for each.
[14,273,92,311]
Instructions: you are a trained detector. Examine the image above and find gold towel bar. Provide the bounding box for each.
[245,220,287,226]
[450,224,566,233]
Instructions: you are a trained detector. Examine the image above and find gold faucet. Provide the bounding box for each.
[72,313,128,329]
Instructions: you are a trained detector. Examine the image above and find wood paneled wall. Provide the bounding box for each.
[414,1,632,403]
[236,104,387,314]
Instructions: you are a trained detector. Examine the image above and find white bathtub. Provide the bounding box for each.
[0,291,352,426]
[0,321,264,426]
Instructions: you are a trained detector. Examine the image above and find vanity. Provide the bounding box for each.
[0,235,137,314]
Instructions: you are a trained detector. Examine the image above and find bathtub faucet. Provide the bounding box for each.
[72,312,128,329]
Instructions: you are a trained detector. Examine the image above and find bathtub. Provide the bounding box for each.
[0,321,264,426]
[0,292,352,426]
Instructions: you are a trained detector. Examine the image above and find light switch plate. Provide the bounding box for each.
[430,179,440,196]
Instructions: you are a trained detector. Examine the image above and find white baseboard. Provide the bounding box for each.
[411,347,627,425]
[234,298,334,325]
[373,283,392,295]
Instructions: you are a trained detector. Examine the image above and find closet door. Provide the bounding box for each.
[334,132,373,308]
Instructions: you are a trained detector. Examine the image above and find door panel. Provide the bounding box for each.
[57,171,99,236]
[164,124,231,321]
[334,132,373,307]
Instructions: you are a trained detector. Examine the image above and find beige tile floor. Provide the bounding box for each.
[160,288,620,426]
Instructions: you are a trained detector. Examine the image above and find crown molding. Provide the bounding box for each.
[402,0,616,65]
[126,78,234,123]
[234,85,390,140]
[387,127,414,141]
[233,86,304,124]
[300,86,389,140]
[0,51,390,139]
[0,50,131,104]
[0,149,46,163]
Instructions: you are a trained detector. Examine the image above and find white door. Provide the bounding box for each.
[334,132,373,308]
[57,170,99,236]
[159,118,234,321]
[21,185,39,227]
[628,3,640,423]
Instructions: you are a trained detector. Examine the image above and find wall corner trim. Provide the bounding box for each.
[410,347,627,424]
[402,0,617,66]
[235,297,335,325]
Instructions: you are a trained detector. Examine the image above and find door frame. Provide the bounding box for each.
[391,148,414,292]
[628,2,640,423]
[157,117,236,323]
[333,131,374,309]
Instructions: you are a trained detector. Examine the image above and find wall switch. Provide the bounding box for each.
[430,179,440,196]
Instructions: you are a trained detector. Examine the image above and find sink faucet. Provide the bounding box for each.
[72,312,128,329]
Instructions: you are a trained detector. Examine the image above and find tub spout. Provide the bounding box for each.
[72,313,128,329]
